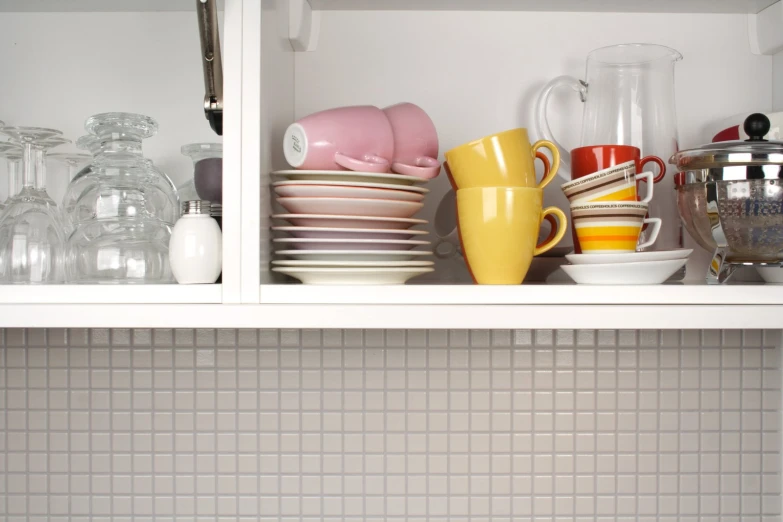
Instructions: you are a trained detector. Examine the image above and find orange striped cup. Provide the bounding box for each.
[570,201,661,253]
[560,161,653,204]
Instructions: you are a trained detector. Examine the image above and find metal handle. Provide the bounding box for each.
[196,0,223,135]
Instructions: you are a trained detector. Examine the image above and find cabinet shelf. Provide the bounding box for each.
[309,0,777,13]
[0,284,222,304]
[259,282,783,305]
[0,0,222,12]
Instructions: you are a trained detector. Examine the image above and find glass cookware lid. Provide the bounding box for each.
[670,113,783,169]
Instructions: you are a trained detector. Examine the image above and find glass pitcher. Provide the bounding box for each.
[535,43,683,256]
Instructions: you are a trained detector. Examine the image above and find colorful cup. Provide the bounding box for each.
[570,201,662,253]
[383,102,441,179]
[561,161,654,204]
[456,187,567,284]
[445,128,560,189]
[283,105,394,173]
[571,144,666,183]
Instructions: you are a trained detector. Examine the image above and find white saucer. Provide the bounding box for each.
[272,179,429,194]
[561,258,688,285]
[273,266,434,285]
[275,250,433,261]
[277,197,424,218]
[273,238,431,251]
[272,226,428,240]
[566,249,693,265]
[272,213,428,230]
[274,184,425,202]
[272,169,428,186]
[272,260,434,267]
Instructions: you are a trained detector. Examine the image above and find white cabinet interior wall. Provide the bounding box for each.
[0,327,780,521]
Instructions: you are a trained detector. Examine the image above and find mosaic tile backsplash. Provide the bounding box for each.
[0,328,781,521]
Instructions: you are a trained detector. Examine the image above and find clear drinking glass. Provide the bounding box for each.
[0,127,68,283]
[65,112,178,283]
[60,136,99,226]
[48,152,92,232]
[181,143,223,204]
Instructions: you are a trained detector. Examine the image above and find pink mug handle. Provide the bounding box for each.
[334,152,390,173]
[391,156,441,179]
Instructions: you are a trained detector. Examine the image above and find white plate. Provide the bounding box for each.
[757,266,783,284]
[272,226,428,240]
[273,260,434,267]
[273,266,434,285]
[274,184,425,202]
[566,249,693,265]
[272,213,428,230]
[561,259,688,285]
[275,250,433,261]
[273,238,431,251]
[273,179,429,194]
[277,197,424,218]
[272,169,428,186]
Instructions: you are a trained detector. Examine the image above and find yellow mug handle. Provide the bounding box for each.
[532,140,561,190]
[533,207,567,256]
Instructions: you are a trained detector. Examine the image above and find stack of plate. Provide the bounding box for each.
[560,249,692,285]
[271,170,435,285]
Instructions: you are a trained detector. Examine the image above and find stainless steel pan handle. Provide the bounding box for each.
[196,0,223,135]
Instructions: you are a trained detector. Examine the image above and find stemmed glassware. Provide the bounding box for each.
[48,152,92,231]
[0,127,68,283]
[0,142,23,210]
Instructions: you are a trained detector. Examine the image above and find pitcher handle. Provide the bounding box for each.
[534,75,586,180]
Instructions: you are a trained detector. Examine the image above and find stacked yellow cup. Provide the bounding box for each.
[444,129,567,285]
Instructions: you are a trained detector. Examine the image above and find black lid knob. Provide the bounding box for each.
[744,113,770,142]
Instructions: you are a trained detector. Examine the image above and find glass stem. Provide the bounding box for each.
[22,142,35,189]
[34,148,46,190]
[7,158,19,200]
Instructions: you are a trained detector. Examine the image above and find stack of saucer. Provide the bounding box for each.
[271,170,434,284]
[561,249,692,285]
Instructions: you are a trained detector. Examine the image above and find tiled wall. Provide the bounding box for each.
[1,328,781,521]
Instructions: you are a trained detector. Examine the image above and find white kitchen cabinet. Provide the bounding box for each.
[1,0,783,328]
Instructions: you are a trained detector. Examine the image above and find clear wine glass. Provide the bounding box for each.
[47,152,91,225]
[33,137,71,206]
[0,127,67,283]
[0,142,23,210]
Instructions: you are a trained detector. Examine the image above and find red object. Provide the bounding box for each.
[569,145,666,252]
[712,125,740,142]
[571,144,666,182]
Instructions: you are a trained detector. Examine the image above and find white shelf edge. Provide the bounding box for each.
[259,283,783,305]
[0,303,778,328]
[308,0,778,14]
[0,0,225,12]
[0,284,222,304]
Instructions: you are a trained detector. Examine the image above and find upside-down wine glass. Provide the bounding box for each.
[0,142,22,211]
[0,127,68,283]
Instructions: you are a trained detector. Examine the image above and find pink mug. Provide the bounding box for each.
[383,102,441,179]
[283,105,394,173]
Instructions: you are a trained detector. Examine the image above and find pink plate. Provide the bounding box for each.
[274,184,424,202]
[272,213,428,230]
[272,226,428,240]
[273,238,431,251]
[277,197,424,218]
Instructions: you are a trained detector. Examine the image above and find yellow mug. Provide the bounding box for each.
[445,128,560,189]
[456,187,567,284]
